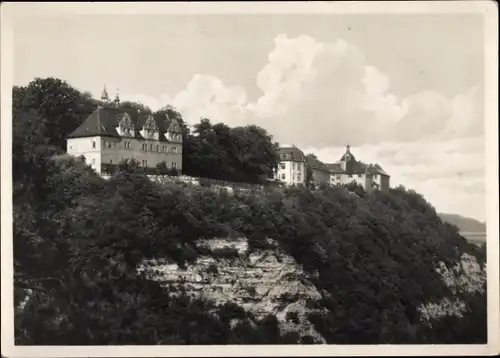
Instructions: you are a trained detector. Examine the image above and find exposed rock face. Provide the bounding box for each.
[138,237,326,343]
[418,252,486,324]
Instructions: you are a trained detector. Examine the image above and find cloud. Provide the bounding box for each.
[117,34,485,220]
[120,34,483,148]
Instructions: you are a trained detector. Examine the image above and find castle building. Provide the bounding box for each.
[326,145,390,191]
[274,146,307,186]
[305,155,331,187]
[66,86,183,174]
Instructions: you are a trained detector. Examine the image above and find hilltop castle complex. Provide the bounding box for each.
[68,86,390,191]
[274,145,390,192]
[67,86,183,174]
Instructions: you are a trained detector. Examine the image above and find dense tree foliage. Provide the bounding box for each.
[13,78,99,150]
[182,118,280,183]
[12,77,486,345]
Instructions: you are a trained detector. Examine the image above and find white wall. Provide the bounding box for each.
[330,173,367,187]
[67,136,102,172]
[275,160,306,185]
[100,137,183,170]
[67,136,183,173]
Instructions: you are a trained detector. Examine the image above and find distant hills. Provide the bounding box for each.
[439,213,486,233]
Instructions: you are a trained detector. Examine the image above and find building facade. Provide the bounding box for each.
[67,87,183,174]
[274,146,307,186]
[326,145,390,191]
[305,155,331,187]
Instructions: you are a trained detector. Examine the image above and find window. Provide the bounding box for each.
[348,174,352,178]
[110,159,113,164]
[172,162,177,169]
[113,143,116,148]
[280,163,286,169]
[281,174,286,180]
[336,176,341,180]
[156,145,160,152]
[172,147,177,154]
[358,174,362,178]
[92,141,96,149]
[108,142,112,149]
[149,144,153,151]
[92,159,95,165]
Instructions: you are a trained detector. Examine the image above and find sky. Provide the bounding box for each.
[11,11,487,222]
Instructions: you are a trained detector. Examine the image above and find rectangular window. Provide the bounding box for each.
[149,144,153,151]
[172,147,177,154]
[336,176,341,180]
[108,142,112,149]
[172,162,177,169]
[358,174,362,178]
[281,173,286,180]
[92,141,96,149]
[110,159,113,165]
[113,143,116,148]
[280,163,286,170]
[348,174,353,178]
[156,145,160,152]
[92,158,96,165]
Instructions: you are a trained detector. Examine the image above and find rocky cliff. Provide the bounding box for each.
[138,237,327,343]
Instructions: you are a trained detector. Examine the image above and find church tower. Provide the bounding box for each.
[113,89,120,107]
[100,84,110,103]
[340,144,356,172]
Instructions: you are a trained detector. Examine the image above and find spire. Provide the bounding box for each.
[114,89,120,107]
[100,84,109,102]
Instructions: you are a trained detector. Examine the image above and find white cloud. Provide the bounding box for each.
[117,34,484,220]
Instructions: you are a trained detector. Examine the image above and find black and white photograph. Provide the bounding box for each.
[1,2,498,357]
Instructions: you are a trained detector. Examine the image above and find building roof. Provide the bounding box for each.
[324,145,390,177]
[306,155,330,172]
[67,106,182,142]
[279,146,306,162]
[326,161,389,176]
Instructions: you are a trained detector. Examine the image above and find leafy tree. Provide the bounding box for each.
[14,78,98,150]
[120,101,152,114]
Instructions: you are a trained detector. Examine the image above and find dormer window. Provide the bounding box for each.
[141,114,159,140]
[117,113,135,137]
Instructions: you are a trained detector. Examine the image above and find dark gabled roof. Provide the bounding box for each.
[325,161,367,175]
[368,163,390,176]
[325,161,390,176]
[306,156,330,172]
[279,146,306,162]
[68,106,182,141]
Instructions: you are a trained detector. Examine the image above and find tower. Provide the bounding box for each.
[100,84,109,102]
[113,89,120,107]
[340,144,355,172]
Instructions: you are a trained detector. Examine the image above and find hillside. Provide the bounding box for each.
[13,153,487,345]
[439,213,486,233]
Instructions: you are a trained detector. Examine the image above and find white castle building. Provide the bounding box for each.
[66,86,183,174]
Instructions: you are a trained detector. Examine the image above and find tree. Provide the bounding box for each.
[120,101,152,114]
[154,105,190,137]
[13,77,98,150]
